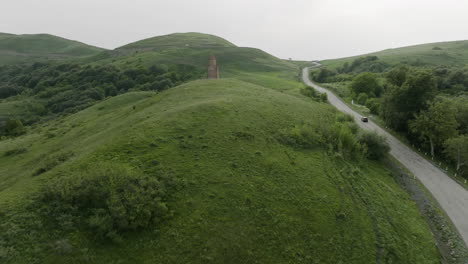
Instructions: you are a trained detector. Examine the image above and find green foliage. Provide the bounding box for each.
[300,86,318,98]
[3,119,25,136]
[365,98,380,115]
[33,151,74,176]
[385,66,408,87]
[381,69,437,132]
[350,72,381,97]
[311,68,337,82]
[444,135,468,176]
[356,93,368,105]
[409,99,459,157]
[3,147,27,156]
[36,164,170,241]
[337,56,389,73]
[320,92,328,102]
[0,62,201,123]
[358,131,390,160]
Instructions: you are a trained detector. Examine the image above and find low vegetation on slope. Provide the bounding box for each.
[0,33,105,65]
[0,78,438,263]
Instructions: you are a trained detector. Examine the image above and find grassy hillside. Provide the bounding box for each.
[322,40,468,68]
[0,33,105,65]
[91,33,301,90]
[0,78,439,263]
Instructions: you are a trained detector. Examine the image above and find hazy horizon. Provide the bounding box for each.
[2,0,468,61]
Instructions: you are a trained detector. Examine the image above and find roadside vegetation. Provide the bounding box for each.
[312,51,468,179]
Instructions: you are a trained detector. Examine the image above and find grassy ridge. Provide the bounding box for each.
[322,40,468,68]
[0,33,105,65]
[0,79,438,263]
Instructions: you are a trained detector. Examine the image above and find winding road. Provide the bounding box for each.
[302,64,468,246]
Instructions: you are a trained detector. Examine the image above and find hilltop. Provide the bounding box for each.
[91,32,299,86]
[0,33,105,65]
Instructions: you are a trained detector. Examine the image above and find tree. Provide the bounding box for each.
[313,68,336,83]
[358,131,390,160]
[444,135,468,175]
[409,100,458,157]
[350,73,380,97]
[381,70,437,132]
[356,93,368,105]
[385,66,408,87]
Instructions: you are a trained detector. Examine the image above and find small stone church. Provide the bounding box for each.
[207,55,219,79]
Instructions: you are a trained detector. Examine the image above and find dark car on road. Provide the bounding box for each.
[361,116,368,122]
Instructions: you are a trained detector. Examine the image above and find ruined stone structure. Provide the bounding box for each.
[207,55,219,79]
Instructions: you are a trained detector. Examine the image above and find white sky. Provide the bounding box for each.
[2,0,468,60]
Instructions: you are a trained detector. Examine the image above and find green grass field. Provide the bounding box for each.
[0,32,441,263]
[321,40,468,68]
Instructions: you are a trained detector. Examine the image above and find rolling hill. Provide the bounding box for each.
[0,32,441,263]
[0,33,105,65]
[91,32,300,90]
[321,40,468,68]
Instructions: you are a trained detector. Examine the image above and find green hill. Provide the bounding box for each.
[91,33,299,89]
[0,33,105,65]
[0,32,441,263]
[1,78,438,263]
[321,40,468,68]
[118,32,236,51]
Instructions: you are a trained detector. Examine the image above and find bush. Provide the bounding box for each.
[358,131,390,160]
[300,86,318,98]
[357,93,368,105]
[3,119,26,137]
[36,164,170,241]
[277,125,321,149]
[320,93,328,102]
[350,73,381,97]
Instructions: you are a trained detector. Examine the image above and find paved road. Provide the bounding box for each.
[302,64,468,246]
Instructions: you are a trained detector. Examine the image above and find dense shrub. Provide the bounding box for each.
[358,131,390,160]
[36,165,170,242]
[277,125,322,149]
[350,73,381,97]
[356,93,368,105]
[3,119,26,137]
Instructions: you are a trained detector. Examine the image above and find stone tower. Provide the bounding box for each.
[207,55,219,79]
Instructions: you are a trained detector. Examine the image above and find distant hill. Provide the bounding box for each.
[321,40,468,68]
[0,33,105,65]
[92,32,298,81]
[118,32,236,51]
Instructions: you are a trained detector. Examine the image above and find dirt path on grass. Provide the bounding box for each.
[302,64,468,247]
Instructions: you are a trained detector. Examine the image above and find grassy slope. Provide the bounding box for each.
[91,33,302,92]
[0,33,105,65]
[1,78,438,263]
[321,40,468,68]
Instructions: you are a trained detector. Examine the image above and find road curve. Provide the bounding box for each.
[302,65,468,246]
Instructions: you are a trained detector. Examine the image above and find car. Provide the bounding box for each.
[361,116,369,122]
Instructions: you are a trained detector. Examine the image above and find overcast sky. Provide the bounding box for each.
[2,0,468,60]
